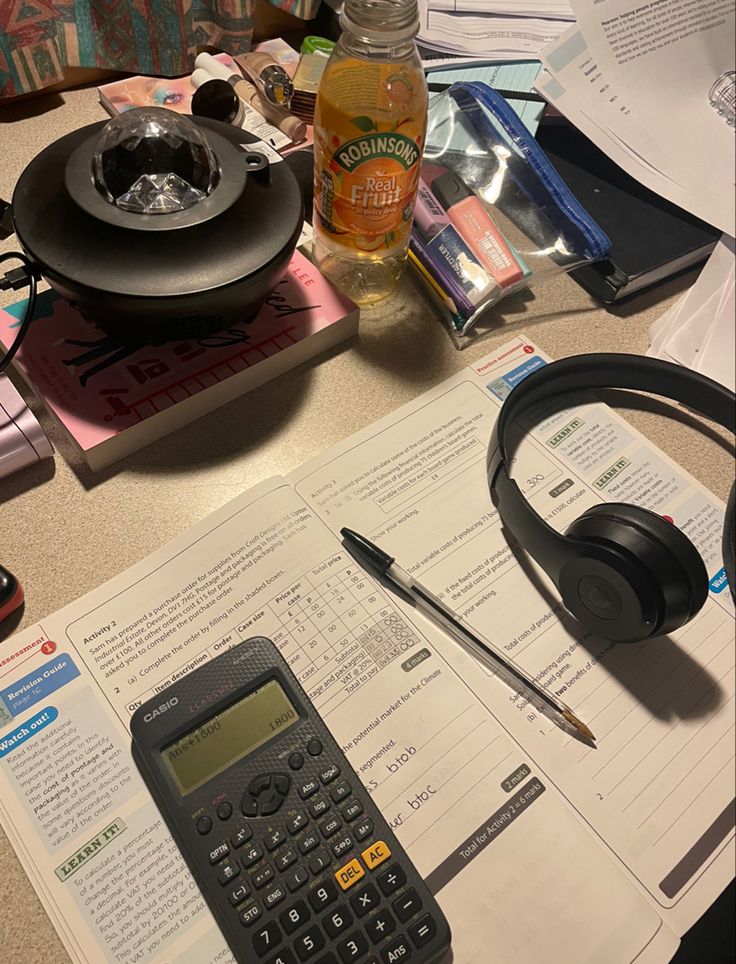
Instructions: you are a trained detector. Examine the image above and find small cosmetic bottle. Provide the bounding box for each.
[431,171,523,288]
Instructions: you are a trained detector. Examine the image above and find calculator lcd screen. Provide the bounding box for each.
[161,679,299,795]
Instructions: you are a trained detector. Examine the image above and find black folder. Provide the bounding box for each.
[537,123,720,303]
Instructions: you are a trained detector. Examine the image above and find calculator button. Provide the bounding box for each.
[208,841,230,864]
[320,815,342,839]
[262,790,286,816]
[309,849,332,875]
[229,882,251,907]
[276,846,298,871]
[251,863,275,889]
[379,936,411,963]
[288,811,309,835]
[265,827,287,851]
[266,950,297,964]
[332,833,354,859]
[309,796,331,818]
[307,739,323,756]
[349,883,380,917]
[320,763,341,784]
[253,920,282,957]
[243,796,260,817]
[330,781,351,803]
[337,930,369,962]
[231,825,254,848]
[314,955,339,964]
[216,801,233,820]
[366,909,396,944]
[323,903,353,938]
[218,860,240,885]
[240,901,263,926]
[354,819,373,843]
[342,800,364,823]
[294,924,326,961]
[408,914,436,948]
[309,879,338,911]
[360,841,391,871]
[196,815,212,835]
[376,865,406,896]
[392,889,422,923]
[274,774,292,795]
[264,883,287,909]
[280,899,311,934]
[249,774,272,796]
[335,858,365,892]
[242,843,264,867]
[299,830,321,855]
[286,865,310,892]
[289,752,305,770]
[299,778,321,800]
[266,951,297,964]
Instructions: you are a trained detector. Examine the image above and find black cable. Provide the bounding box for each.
[0,251,37,377]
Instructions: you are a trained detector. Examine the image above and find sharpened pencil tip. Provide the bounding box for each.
[562,710,596,743]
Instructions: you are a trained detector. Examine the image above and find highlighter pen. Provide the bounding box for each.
[431,171,524,288]
[194,53,306,144]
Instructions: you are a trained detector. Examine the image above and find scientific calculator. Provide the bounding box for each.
[130,636,452,964]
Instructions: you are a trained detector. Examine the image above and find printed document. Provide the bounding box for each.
[1,336,733,963]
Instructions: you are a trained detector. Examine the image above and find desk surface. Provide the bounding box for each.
[0,86,731,963]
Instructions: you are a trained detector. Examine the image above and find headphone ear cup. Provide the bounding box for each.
[566,503,707,639]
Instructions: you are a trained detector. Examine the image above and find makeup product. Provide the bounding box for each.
[190,68,291,150]
[194,53,306,144]
[290,53,328,123]
[191,78,246,127]
[235,51,294,108]
[432,171,524,287]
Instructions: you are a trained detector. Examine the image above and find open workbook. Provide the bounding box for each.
[0,336,733,963]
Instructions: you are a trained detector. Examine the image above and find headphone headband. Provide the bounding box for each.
[487,354,735,624]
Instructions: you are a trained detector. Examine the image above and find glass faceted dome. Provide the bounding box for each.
[92,107,220,214]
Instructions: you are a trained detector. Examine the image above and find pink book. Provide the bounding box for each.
[0,252,358,471]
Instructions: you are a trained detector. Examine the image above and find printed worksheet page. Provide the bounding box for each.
[290,335,735,936]
[0,477,674,963]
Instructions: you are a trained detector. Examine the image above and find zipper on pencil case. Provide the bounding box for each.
[447,82,611,260]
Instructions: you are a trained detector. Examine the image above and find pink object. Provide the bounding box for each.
[0,252,358,471]
[0,375,53,478]
[431,171,523,288]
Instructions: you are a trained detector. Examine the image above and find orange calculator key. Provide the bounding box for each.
[361,840,391,871]
[335,858,365,890]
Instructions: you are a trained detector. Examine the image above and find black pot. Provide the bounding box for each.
[8,112,304,343]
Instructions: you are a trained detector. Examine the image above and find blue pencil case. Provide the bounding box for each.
[411,82,611,345]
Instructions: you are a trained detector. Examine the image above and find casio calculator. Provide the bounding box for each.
[130,636,451,964]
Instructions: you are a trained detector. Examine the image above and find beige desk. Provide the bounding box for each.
[0,87,731,963]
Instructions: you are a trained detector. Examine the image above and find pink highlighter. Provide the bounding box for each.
[431,172,523,288]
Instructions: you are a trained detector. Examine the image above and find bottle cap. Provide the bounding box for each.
[301,35,335,56]
[191,79,241,124]
[431,171,472,211]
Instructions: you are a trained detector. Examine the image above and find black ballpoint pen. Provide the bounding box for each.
[340,527,596,745]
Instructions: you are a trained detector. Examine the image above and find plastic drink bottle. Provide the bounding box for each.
[312,0,428,305]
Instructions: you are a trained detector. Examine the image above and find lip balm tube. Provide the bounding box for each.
[234,51,294,108]
[431,171,524,287]
[194,53,306,143]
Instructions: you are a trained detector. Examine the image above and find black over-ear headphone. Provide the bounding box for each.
[487,354,735,644]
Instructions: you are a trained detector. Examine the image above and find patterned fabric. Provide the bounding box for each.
[0,0,320,98]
